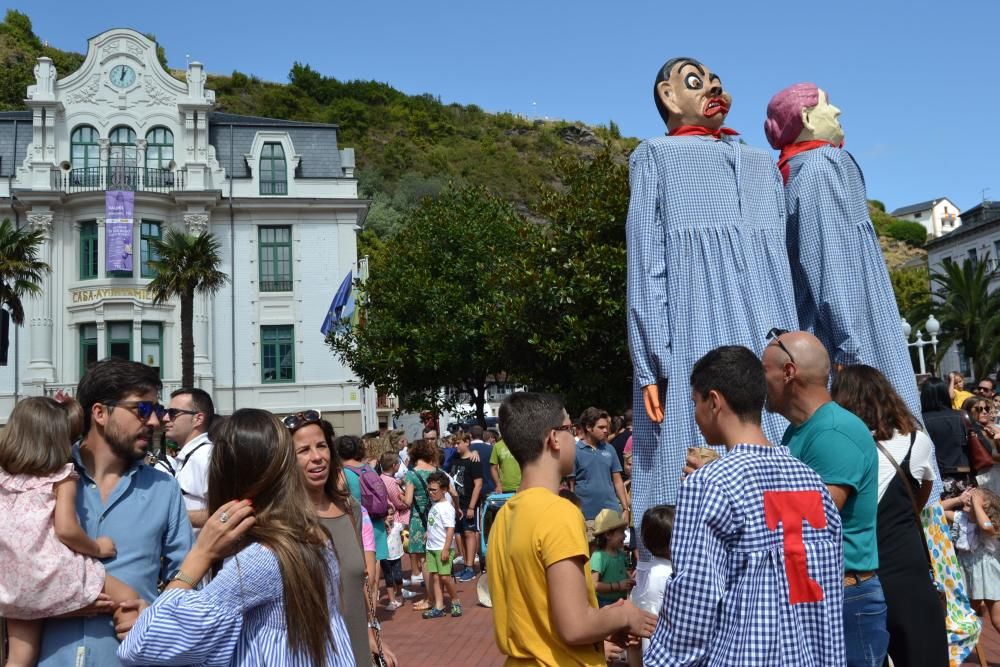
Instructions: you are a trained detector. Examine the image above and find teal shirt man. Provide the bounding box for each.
[781,401,878,572]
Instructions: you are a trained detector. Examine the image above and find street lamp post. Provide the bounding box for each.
[901,315,941,375]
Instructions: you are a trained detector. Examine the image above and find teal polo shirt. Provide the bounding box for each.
[781,401,879,572]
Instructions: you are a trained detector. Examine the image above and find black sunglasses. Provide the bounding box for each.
[977,386,994,393]
[282,410,322,430]
[765,327,795,364]
[165,407,200,420]
[105,400,165,421]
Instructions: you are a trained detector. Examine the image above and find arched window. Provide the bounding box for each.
[145,127,173,170]
[259,142,287,195]
[70,125,99,170]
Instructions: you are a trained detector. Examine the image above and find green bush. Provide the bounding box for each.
[886,220,928,246]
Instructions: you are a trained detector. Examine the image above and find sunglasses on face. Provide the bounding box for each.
[765,327,795,365]
[977,386,994,393]
[105,400,165,420]
[281,410,322,430]
[165,407,199,420]
[552,424,574,433]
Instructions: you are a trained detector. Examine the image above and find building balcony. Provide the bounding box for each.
[50,166,187,194]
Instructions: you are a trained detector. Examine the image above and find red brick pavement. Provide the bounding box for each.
[378,571,1000,667]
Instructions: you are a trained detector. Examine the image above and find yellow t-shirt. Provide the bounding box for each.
[953,389,974,410]
[487,487,604,667]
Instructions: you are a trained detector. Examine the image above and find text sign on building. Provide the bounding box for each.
[105,190,134,273]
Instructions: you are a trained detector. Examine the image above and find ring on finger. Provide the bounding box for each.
[219,511,230,524]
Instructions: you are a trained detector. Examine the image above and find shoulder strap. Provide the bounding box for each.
[177,440,211,471]
[876,435,932,567]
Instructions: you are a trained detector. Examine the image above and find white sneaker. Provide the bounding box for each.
[454,556,465,566]
[401,588,420,599]
[404,574,423,586]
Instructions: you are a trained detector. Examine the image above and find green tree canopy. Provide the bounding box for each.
[0,218,49,325]
[911,256,1000,378]
[330,185,534,424]
[509,149,631,414]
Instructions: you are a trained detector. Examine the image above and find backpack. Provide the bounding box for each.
[346,464,389,519]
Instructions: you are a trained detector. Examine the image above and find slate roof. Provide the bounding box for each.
[0,112,33,177]
[890,198,950,217]
[208,112,343,179]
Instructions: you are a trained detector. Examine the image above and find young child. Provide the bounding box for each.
[628,505,675,666]
[447,431,484,582]
[382,507,406,610]
[944,487,1000,634]
[0,397,140,667]
[590,509,634,607]
[487,392,656,666]
[423,470,462,618]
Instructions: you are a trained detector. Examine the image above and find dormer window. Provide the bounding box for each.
[260,142,287,195]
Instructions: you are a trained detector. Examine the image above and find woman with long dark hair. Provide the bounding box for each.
[833,365,948,666]
[118,409,354,666]
[287,412,398,667]
[922,377,975,498]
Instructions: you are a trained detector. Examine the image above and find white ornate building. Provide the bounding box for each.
[1,28,374,431]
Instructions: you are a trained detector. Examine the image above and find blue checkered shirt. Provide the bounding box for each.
[645,444,845,666]
[785,147,943,503]
[626,136,799,551]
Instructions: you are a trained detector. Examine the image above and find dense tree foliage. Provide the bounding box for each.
[329,186,534,424]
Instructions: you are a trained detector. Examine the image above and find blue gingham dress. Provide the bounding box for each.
[785,147,943,503]
[626,135,798,548]
[645,444,845,666]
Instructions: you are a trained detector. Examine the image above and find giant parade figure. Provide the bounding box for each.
[626,57,798,555]
[763,83,925,423]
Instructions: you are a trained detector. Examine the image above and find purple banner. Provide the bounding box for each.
[105,220,134,273]
[106,190,134,219]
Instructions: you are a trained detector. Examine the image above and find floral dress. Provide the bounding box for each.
[405,468,434,554]
[923,502,981,666]
[0,463,105,618]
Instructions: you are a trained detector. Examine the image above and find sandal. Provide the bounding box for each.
[412,600,431,611]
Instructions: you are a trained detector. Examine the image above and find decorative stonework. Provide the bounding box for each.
[27,213,53,236]
[143,76,173,106]
[66,74,101,104]
[101,40,121,58]
[184,214,209,235]
[126,41,143,58]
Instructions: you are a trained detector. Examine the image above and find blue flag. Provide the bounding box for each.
[321,271,353,336]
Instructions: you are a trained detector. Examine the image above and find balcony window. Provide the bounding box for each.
[70,126,100,187]
[145,127,174,187]
[79,324,97,377]
[259,142,287,195]
[258,226,292,291]
[108,126,137,190]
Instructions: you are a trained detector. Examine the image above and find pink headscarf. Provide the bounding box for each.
[764,82,820,150]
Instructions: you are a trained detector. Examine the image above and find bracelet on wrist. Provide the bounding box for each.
[171,570,198,587]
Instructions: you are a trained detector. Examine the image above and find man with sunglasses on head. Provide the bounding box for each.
[38,358,192,667]
[163,388,215,531]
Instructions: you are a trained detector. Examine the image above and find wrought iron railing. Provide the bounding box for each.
[260,279,294,292]
[50,166,186,194]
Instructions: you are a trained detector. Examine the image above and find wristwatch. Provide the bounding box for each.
[171,570,198,587]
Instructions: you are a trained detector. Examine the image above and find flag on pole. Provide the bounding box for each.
[321,271,353,336]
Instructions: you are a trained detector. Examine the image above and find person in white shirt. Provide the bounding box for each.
[163,388,214,531]
[628,504,674,665]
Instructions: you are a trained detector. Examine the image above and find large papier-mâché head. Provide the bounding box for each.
[764,82,844,149]
[654,57,732,132]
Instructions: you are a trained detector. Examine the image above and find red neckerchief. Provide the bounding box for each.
[777,140,841,184]
[669,125,740,140]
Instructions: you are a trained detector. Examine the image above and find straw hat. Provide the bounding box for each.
[592,508,628,536]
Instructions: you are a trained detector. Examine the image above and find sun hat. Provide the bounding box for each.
[592,508,628,536]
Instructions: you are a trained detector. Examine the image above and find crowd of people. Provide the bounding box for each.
[3,337,1000,665]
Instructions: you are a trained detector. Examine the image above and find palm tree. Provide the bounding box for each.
[911,255,1000,378]
[0,218,49,325]
[147,228,229,387]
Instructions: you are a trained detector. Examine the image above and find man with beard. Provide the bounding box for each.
[38,359,193,667]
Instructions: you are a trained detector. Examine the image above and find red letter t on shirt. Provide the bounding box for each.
[764,490,827,604]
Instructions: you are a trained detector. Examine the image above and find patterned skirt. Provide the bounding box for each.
[922,502,981,666]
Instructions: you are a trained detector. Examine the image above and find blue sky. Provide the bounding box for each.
[13,1,999,213]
